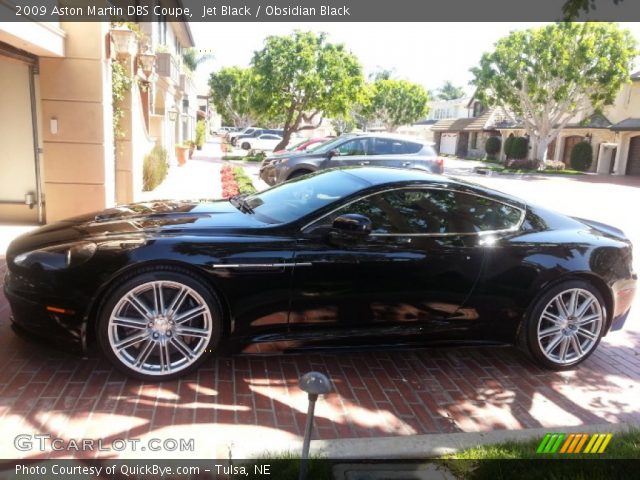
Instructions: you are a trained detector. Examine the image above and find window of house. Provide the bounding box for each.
[318,189,523,235]
[470,132,478,149]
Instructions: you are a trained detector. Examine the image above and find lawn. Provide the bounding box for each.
[439,428,640,480]
[480,165,585,175]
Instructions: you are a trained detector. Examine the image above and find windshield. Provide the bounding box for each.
[240,169,370,224]
[312,135,358,154]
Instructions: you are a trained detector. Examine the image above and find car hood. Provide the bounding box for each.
[7,199,273,255]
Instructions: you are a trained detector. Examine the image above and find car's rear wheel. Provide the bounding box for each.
[524,280,605,370]
[97,269,222,381]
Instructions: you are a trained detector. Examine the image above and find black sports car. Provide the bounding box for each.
[4,168,637,380]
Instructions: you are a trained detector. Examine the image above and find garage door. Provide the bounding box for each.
[626,136,640,176]
[440,133,458,155]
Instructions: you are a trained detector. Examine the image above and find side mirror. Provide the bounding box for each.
[332,214,372,237]
[328,149,340,158]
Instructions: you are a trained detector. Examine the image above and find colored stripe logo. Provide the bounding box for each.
[537,433,612,454]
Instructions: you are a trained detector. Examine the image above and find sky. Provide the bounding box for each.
[190,22,640,96]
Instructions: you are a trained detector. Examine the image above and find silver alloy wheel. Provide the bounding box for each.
[536,288,603,365]
[107,280,213,376]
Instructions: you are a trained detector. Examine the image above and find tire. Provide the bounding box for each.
[523,279,606,370]
[97,267,222,381]
[287,169,312,180]
[241,142,251,150]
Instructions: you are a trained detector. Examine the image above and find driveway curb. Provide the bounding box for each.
[305,422,639,459]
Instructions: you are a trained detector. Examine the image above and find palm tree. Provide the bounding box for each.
[436,81,465,100]
[182,48,214,72]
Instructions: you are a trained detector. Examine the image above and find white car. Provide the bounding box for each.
[241,133,283,151]
[228,127,259,145]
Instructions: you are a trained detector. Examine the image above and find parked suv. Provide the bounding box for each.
[259,133,444,185]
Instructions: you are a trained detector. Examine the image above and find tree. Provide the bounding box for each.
[472,22,636,167]
[436,81,466,100]
[251,31,364,150]
[365,79,429,131]
[182,48,214,72]
[208,67,261,127]
[562,0,624,20]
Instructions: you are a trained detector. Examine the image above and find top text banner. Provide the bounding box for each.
[2,0,640,22]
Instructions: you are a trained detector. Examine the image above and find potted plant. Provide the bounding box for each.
[195,120,206,150]
[187,140,196,159]
[175,143,188,166]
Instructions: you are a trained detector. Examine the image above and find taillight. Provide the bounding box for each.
[436,158,444,166]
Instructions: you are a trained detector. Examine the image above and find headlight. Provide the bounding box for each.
[271,158,289,165]
[14,242,97,270]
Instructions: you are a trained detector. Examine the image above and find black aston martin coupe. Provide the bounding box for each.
[4,167,637,380]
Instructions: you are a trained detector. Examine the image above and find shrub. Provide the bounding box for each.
[570,141,593,171]
[485,136,501,158]
[503,135,515,159]
[195,120,206,148]
[142,146,169,191]
[545,160,566,171]
[232,166,257,195]
[506,158,538,170]
[510,136,529,159]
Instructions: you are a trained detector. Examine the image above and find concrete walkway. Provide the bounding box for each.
[138,141,223,202]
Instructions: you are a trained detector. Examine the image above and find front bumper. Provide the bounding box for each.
[4,271,86,350]
[259,164,279,185]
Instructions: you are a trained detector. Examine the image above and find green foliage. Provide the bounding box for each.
[510,137,529,160]
[182,47,214,72]
[436,80,466,100]
[364,79,429,131]
[484,136,501,157]
[562,0,625,21]
[503,135,515,158]
[570,141,593,171]
[209,67,261,127]
[111,59,132,140]
[231,167,256,195]
[143,146,169,191]
[251,31,364,146]
[195,120,206,147]
[331,115,356,135]
[472,22,636,163]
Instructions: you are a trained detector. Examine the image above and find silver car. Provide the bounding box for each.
[259,133,444,185]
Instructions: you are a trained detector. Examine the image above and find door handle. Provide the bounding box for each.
[402,161,411,167]
[359,161,370,165]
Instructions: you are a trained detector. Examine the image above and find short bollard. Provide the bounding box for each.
[298,371,332,480]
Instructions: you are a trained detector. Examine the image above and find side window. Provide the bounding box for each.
[372,138,409,155]
[403,141,423,154]
[336,138,371,156]
[315,189,522,234]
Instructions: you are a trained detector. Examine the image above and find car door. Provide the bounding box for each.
[371,138,425,169]
[327,137,374,169]
[288,187,524,344]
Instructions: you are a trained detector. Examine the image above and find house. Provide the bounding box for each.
[495,71,640,176]
[0,7,197,225]
[431,99,505,158]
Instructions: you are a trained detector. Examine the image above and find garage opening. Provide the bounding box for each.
[0,44,42,224]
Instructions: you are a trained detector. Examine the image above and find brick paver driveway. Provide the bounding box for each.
[1,172,639,459]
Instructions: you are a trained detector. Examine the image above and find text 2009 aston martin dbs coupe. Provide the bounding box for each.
[4,168,637,380]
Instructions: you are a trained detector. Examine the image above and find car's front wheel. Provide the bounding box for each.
[97,268,222,381]
[524,279,606,370]
[241,142,251,150]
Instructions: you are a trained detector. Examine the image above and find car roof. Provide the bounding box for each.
[340,132,432,145]
[339,166,455,186]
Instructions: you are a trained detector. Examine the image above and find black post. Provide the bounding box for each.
[298,372,331,480]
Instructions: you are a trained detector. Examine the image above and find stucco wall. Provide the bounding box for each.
[39,22,114,222]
